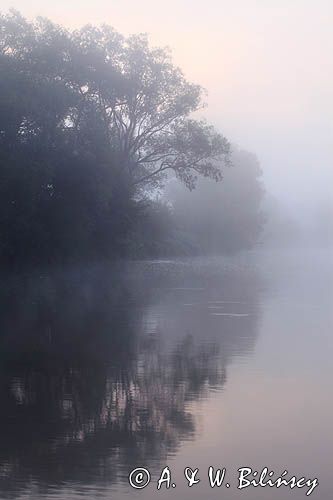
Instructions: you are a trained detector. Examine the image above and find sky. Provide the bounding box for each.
[1,0,332,213]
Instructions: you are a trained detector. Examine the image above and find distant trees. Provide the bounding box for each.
[166,147,265,254]
[0,11,231,266]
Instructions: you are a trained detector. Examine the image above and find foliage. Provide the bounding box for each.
[0,11,230,189]
[0,11,232,266]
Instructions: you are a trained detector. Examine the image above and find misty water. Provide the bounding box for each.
[0,248,332,500]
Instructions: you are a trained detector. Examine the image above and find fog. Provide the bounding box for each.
[1,0,332,241]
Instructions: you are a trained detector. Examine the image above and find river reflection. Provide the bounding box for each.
[0,257,262,498]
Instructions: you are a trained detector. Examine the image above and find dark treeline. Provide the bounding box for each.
[0,11,263,268]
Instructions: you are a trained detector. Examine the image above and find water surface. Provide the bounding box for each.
[0,248,332,499]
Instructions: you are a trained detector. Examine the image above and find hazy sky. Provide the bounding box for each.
[1,0,332,210]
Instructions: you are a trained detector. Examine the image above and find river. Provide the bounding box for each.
[0,248,332,499]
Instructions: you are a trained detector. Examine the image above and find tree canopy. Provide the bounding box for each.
[0,11,230,190]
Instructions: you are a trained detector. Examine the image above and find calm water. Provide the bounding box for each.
[0,248,332,499]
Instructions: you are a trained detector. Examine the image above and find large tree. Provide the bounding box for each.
[0,11,230,191]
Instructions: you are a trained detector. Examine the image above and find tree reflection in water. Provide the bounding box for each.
[0,258,261,497]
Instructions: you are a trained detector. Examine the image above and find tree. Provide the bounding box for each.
[0,11,230,192]
[95,34,231,190]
